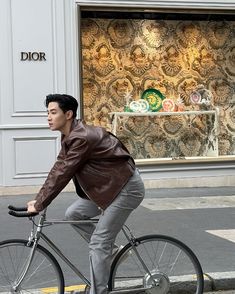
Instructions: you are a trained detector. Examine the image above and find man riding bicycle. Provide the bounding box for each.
[27,94,145,294]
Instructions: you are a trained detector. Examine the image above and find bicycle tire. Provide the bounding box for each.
[108,234,204,294]
[0,239,65,294]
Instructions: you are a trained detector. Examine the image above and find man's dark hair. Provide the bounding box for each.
[45,94,78,118]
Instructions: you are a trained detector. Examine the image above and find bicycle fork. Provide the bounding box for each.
[12,240,39,291]
[12,216,44,292]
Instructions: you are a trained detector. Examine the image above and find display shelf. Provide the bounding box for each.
[109,110,219,159]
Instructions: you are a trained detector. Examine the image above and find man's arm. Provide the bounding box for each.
[31,136,89,212]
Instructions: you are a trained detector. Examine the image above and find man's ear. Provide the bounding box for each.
[66,110,73,120]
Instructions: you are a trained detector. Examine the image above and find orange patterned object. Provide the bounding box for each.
[162,98,175,112]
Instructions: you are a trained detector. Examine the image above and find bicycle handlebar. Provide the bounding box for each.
[8,205,38,218]
[8,205,28,211]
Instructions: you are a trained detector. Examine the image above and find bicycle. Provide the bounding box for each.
[0,205,204,294]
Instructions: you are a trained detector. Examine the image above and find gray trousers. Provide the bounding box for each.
[65,169,145,294]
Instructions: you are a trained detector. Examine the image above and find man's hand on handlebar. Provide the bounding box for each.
[27,200,38,213]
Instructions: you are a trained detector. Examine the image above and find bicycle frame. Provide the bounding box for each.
[5,206,204,294]
[20,210,156,293]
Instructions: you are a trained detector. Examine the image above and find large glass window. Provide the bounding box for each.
[80,10,235,161]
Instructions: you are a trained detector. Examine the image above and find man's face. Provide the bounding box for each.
[47,102,68,132]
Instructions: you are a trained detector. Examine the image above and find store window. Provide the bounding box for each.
[80,10,235,162]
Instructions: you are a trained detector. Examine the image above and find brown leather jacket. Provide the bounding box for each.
[34,119,135,211]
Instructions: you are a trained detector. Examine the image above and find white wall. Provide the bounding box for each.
[0,0,76,186]
[0,133,2,186]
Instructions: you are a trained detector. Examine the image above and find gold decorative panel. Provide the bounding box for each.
[81,17,235,159]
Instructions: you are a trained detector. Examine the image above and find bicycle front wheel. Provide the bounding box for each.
[109,234,204,294]
[0,239,64,294]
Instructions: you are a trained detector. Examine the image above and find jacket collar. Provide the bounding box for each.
[61,119,78,142]
[71,118,78,130]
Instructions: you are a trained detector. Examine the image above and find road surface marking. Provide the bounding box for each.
[206,229,235,243]
[42,284,85,293]
[141,195,235,211]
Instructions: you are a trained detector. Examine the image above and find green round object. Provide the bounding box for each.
[141,88,165,112]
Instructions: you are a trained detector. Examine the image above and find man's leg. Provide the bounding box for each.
[65,197,101,242]
[89,170,145,294]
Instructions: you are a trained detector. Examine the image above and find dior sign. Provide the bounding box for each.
[20,52,46,61]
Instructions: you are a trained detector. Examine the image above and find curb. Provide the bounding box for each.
[35,272,235,294]
[1,179,235,196]
[204,271,235,292]
[61,272,235,293]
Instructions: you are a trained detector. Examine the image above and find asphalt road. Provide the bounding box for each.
[1,186,235,291]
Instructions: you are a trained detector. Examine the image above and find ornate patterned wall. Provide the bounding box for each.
[81,17,235,159]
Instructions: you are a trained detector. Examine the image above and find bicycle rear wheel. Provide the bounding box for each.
[109,234,204,294]
[0,239,64,294]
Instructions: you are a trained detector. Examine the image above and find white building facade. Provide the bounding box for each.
[0,0,235,191]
